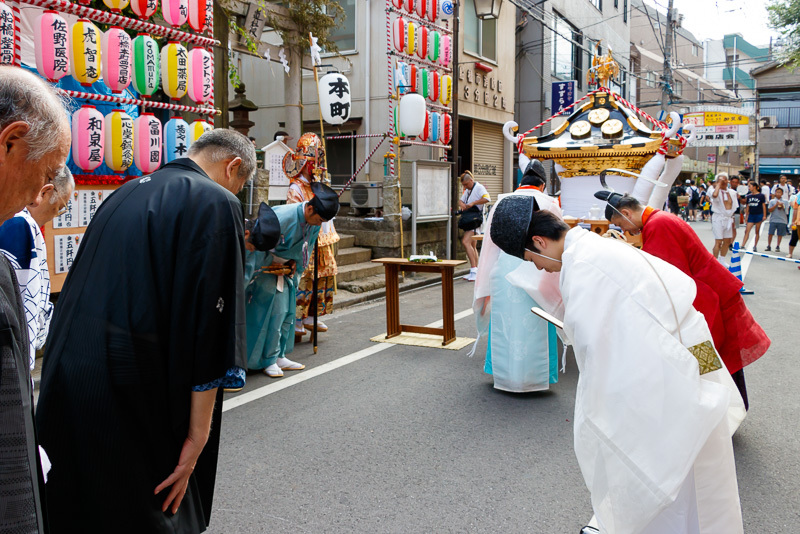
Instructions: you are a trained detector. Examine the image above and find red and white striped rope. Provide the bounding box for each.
[400,139,450,149]
[337,136,387,197]
[610,91,666,131]
[17,0,218,47]
[11,1,21,66]
[389,49,452,73]
[61,89,221,115]
[425,101,452,113]
[386,6,453,35]
[325,133,388,140]
[516,88,603,152]
[386,0,395,180]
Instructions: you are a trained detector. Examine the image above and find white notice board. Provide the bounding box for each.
[412,161,453,257]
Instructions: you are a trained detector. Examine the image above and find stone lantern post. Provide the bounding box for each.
[228,83,257,136]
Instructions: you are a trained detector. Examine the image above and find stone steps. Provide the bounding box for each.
[338,233,355,249]
[335,261,384,283]
[335,246,372,266]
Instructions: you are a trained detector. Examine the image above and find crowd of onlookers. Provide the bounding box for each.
[668,173,799,264]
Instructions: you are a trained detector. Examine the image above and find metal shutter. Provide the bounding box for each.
[471,120,505,201]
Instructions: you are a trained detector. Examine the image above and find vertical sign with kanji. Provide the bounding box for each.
[551,80,576,115]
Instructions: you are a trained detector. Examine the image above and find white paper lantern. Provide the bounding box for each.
[398,92,426,138]
[319,72,351,125]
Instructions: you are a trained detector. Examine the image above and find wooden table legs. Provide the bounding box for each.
[440,267,456,345]
[384,264,401,339]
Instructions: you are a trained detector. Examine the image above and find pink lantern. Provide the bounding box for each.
[188,0,207,32]
[0,1,14,66]
[33,11,70,82]
[392,16,406,53]
[101,27,132,93]
[187,47,212,104]
[71,105,105,172]
[440,113,452,144]
[161,0,188,28]
[134,112,162,174]
[131,0,158,19]
[440,35,451,67]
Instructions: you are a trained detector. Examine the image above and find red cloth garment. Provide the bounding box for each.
[641,209,770,374]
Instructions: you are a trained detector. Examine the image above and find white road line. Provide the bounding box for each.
[223,307,475,412]
[740,223,767,281]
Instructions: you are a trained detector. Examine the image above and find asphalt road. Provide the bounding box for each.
[210,220,800,533]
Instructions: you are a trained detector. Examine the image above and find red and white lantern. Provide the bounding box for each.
[102,27,132,93]
[187,47,212,104]
[440,113,452,144]
[404,0,414,12]
[427,70,439,103]
[134,112,161,174]
[407,63,418,93]
[33,11,69,82]
[415,0,427,18]
[71,105,105,172]
[419,111,430,142]
[415,25,428,60]
[0,1,15,66]
[161,0,188,28]
[131,0,158,19]
[188,0,207,32]
[392,0,403,8]
[426,0,438,22]
[392,16,406,53]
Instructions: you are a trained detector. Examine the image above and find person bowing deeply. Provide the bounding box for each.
[490,201,746,534]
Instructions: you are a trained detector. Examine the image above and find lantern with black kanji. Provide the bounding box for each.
[131,0,158,19]
[188,0,207,32]
[319,72,351,126]
[187,47,212,104]
[134,112,161,174]
[102,27,132,93]
[70,19,101,87]
[163,116,190,164]
[160,41,188,100]
[34,11,70,82]
[71,105,105,171]
[104,109,134,173]
[162,0,188,27]
[132,33,159,97]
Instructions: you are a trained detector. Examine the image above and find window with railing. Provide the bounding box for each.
[761,92,800,128]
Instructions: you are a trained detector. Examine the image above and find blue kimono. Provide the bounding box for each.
[245,203,320,369]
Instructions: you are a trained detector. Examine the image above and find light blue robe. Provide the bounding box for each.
[245,203,320,369]
[483,252,558,392]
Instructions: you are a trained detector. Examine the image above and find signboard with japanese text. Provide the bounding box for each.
[53,234,82,274]
[551,81,576,115]
[683,106,753,147]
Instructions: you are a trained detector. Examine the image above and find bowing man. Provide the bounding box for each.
[490,200,746,534]
[245,182,339,377]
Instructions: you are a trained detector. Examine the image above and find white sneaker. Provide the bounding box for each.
[264,364,283,378]
[465,272,477,282]
[277,357,305,371]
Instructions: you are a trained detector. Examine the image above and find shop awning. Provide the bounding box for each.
[758,165,800,175]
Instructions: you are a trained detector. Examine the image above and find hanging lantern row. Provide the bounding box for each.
[70,105,212,173]
[318,72,351,126]
[392,17,450,67]
[81,0,208,31]
[0,0,15,66]
[31,18,211,104]
[419,110,451,144]
[391,0,448,23]
[395,61,451,106]
[396,94,452,145]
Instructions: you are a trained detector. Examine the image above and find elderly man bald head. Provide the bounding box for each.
[0,66,71,223]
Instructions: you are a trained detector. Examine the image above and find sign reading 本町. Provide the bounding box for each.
[682,106,754,147]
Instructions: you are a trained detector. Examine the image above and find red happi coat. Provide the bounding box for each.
[641,209,770,374]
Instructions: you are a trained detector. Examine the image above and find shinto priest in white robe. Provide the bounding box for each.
[559,226,745,534]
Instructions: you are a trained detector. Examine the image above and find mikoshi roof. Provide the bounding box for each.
[518,90,682,178]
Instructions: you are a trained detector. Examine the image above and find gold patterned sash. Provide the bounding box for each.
[688,340,723,375]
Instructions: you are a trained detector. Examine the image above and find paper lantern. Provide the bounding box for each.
[394,61,407,95]
[187,47,212,104]
[407,63,418,93]
[188,0,207,32]
[427,70,439,103]
[188,119,212,143]
[131,0,158,19]
[426,0,438,22]
[399,92,426,138]
[404,0,414,12]
[405,21,416,55]
[419,111,430,142]
[416,25,428,60]
[134,113,161,173]
[427,30,440,62]
[440,35,451,67]
[417,67,428,98]
[319,72,351,125]
[70,19,101,87]
[161,41,188,100]
[440,113,452,144]
[439,74,452,106]
[439,0,454,18]
[132,33,159,97]
[162,0,188,27]
[0,1,15,66]
[33,11,70,82]
[393,106,404,138]
[71,105,104,171]
[392,16,406,53]
[104,109,134,172]
[102,0,130,12]
[429,111,439,143]
[101,27,132,93]
[391,0,403,8]
[163,116,190,163]
[415,0,427,19]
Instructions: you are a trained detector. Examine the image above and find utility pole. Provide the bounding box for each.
[449,0,460,260]
[661,0,675,115]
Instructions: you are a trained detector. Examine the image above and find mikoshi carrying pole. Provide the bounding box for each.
[312,241,320,353]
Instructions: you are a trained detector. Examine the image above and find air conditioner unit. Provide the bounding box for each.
[760,116,778,128]
[350,182,384,208]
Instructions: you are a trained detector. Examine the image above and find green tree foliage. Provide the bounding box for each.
[768,0,800,68]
